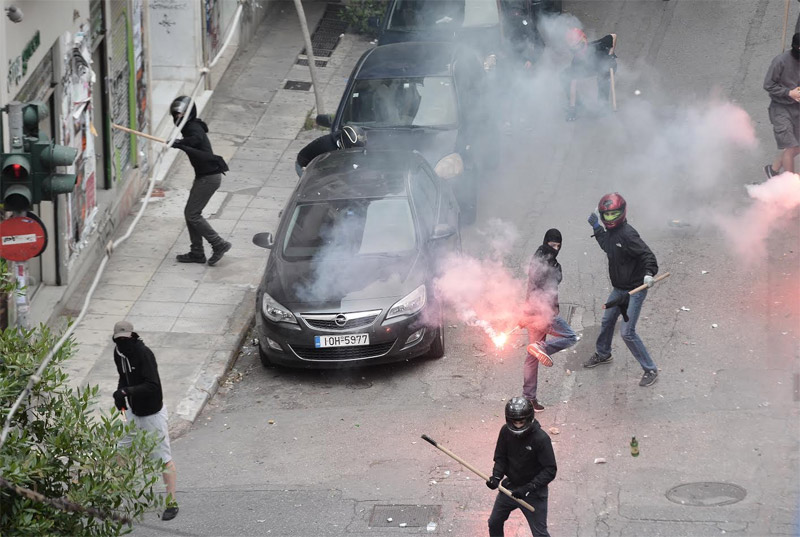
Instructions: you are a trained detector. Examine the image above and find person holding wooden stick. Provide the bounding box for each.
[170,96,232,266]
[562,29,617,121]
[763,33,800,179]
[486,397,557,537]
[584,192,660,387]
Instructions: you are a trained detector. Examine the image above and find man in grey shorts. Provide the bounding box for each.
[763,33,800,179]
[112,321,179,521]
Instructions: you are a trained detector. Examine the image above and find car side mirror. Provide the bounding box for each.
[315,114,333,128]
[431,223,456,241]
[252,232,275,249]
[368,15,381,29]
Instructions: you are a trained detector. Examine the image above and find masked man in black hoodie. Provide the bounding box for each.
[585,193,659,387]
[486,397,557,537]
[112,321,179,521]
[170,96,231,266]
[520,228,578,412]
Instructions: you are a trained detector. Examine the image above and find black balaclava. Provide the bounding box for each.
[792,33,800,60]
[540,228,562,262]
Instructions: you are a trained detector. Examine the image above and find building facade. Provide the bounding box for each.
[1,0,267,327]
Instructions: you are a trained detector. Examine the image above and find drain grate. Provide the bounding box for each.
[369,505,441,527]
[296,59,328,68]
[284,80,313,91]
[666,482,747,507]
[299,3,348,59]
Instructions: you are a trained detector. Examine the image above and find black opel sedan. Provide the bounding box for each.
[252,149,461,368]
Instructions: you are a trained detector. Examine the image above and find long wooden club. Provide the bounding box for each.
[111,123,168,144]
[421,434,535,513]
[609,67,617,111]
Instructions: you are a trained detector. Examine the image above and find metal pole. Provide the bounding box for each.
[292,0,326,115]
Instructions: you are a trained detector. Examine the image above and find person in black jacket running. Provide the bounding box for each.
[485,397,557,537]
[112,321,179,521]
[295,125,367,177]
[585,192,659,387]
[520,228,578,412]
[170,96,231,266]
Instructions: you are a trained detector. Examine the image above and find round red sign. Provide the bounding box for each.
[0,213,48,261]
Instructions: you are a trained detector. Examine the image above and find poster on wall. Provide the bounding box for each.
[60,27,97,260]
[133,0,148,170]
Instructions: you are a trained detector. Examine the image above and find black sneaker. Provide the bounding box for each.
[176,252,206,264]
[207,241,232,266]
[530,399,545,413]
[583,352,613,368]
[162,505,179,521]
[764,164,780,179]
[639,369,658,387]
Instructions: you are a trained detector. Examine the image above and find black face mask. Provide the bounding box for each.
[792,48,800,60]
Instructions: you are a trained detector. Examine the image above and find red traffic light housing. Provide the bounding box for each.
[1,153,33,211]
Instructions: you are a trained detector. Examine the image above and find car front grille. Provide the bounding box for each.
[289,340,396,361]
[304,315,378,330]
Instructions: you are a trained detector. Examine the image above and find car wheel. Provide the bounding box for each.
[426,315,446,360]
[258,344,274,368]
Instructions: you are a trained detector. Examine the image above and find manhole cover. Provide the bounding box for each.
[369,505,440,527]
[666,482,747,506]
[284,80,313,91]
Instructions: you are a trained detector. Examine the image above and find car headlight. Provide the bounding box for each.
[261,292,297,324]
[483,53,497,71]
[434,153,464,179]
[386,285,426,320]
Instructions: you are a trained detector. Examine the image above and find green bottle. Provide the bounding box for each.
[630,436,639,457]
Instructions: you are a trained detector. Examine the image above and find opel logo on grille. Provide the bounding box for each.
[334,314,347,327]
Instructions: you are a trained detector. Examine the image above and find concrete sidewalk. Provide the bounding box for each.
[59,2,373,436]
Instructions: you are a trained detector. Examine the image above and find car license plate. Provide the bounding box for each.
[315,334,370,348]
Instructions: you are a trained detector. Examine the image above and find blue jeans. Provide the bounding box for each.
[596,288,657,372]
[488,489,549,537]
[523,315,578,401]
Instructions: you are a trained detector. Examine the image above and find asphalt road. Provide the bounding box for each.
[134,1,799,535]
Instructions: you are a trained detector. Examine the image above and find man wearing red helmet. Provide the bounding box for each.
[585,193,660,387]
[562,29,617,121]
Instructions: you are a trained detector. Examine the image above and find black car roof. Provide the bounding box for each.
[356,42,457,79]
[297,149,423,202]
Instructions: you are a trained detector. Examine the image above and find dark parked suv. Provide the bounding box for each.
[253,149,461,368]
[317,41,488,224]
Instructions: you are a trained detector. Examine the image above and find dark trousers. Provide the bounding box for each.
[185,174,222,254]
[488,490,549,537]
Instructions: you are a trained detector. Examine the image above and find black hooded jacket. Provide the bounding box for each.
[594,221,658,291]
[173,118,228,177]
[491,419,557,497]
[526,229,563,312]
[113,334,163,417]
[297,133,339,168]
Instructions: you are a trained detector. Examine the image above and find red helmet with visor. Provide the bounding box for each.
[598,192,626,229]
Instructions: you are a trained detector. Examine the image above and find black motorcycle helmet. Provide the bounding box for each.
[339,125,367,148]
[505,397,535,435]
[170,95,197,126]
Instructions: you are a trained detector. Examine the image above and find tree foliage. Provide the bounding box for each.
[343,0,386,37]
[0,263,164,536]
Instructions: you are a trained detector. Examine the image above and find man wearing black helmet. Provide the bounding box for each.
[170,96,231,266]
[486,397,557,537]
[295,125,367,177]
[585,193,659,387]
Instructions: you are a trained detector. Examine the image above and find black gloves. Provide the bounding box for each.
[171,139,185,150]
[604,292,631,322]
[486,475,501,490]
[512,484,537,499]
[113,389,128,410]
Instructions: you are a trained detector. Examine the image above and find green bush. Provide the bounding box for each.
[0,265,164,537]
[343,0,387,37]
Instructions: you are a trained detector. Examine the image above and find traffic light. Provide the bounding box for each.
[30,141,78,201]
[1,152,33,211]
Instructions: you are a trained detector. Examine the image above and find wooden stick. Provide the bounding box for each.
[628,271,670,296]
[421,434,535,513]
[609,67,617,111]
[111,123,168,144]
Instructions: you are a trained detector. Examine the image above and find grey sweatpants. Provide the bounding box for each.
[185,174,223,254]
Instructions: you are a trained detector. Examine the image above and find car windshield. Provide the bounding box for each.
[387,0,499,30]
[282,198,417,260]
[341,77,458,128]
